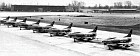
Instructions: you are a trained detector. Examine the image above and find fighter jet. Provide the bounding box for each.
[68,26,98,42]
[32,21,55,33]
[4,17,18,27]
[19,20,41,30]
[102,29,134,50]
[0,16,10,25]
[47,23,73,37]
[14,18,27,27]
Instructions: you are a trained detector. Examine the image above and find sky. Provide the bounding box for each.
[0,0,140,6]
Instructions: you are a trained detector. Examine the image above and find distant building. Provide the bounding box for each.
[79,9,93,13]
[109,9,139,13]
[80,8,139,13]
[65,6,74,12]
[11,5,67,12]
[79,9,108,13]
[10,5,140,13]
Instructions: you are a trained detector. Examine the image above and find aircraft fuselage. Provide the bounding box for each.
[68,32,96,42]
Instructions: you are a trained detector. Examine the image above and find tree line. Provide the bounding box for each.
[1,1,140,11]
[0,2,11,11]
[67,1,140,12]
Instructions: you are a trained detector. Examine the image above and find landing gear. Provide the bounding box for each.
[12,24,18,27]
[33,29,36,33]
[7,25,10,28]
[74,38,78,42]
[104,43,133,50]
[85,38,92,42]
[50,34,54,37]
[106,45,114,50]
[20,27,22,30]
[33,31,35,33]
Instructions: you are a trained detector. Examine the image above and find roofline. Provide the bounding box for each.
[11,5,67,7]
[110,9,137,10]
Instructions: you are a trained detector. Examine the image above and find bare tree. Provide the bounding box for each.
[0,2,6,11]
[0,2,12,11]
[104,5,109,9]
[114,2,123,8]
[0,2,5,8]
[137,3,140,10]
[139,3,140,8]
[66,4,74,12]
[94,4,98,8]
[118,2,123,7]
[68,0,85,12]
[125,1,132,8]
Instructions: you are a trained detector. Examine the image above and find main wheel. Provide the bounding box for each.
[50,34,53,37]
[7,25,10,28]
[12,25,17,27]
[74,38,78,42]
[20,27,22,30]
[86,38,92,42]
[107,45,114,50]
[33,30,35,33]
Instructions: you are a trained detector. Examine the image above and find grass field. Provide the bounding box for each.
[10,13,140,35]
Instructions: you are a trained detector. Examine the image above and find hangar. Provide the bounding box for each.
[80,8,139,13]
[109,9,139,13]
[11,5,67,12]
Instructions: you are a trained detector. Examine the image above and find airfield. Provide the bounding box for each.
[0,12,140,56]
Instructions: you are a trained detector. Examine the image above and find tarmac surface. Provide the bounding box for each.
[0,12,140,56]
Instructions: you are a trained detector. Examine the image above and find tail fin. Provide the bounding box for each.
[22,18,27,22]
[13,17,17,21]
[91,26,98,32]
[49,21,55,26]
[67,23,73,28]
[125,29,133,37]
[35,20,41,24]
[5,16,10,20]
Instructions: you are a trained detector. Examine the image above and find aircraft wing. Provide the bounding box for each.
[41,25,53,29]
[103,37,132,44]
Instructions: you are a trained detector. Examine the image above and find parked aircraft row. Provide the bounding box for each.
[0,16,136,50]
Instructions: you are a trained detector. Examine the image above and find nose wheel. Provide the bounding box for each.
[74,38,78,42]
[20,27,22,30]
[106,45,114,50]
[50,34,54,37]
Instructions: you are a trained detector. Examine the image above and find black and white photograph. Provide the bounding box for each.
[0,0,140,56]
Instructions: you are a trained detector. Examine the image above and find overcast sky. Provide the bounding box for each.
[0,0,140,6]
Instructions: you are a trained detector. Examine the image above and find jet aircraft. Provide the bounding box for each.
[0,16,10,25]
[102,29,134,50]
[47,23,73,37]
[32,21,55,33]
[68,26,98,42]
[14,18,27,27]
[19,20,41,30]
[4,17,18,27]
